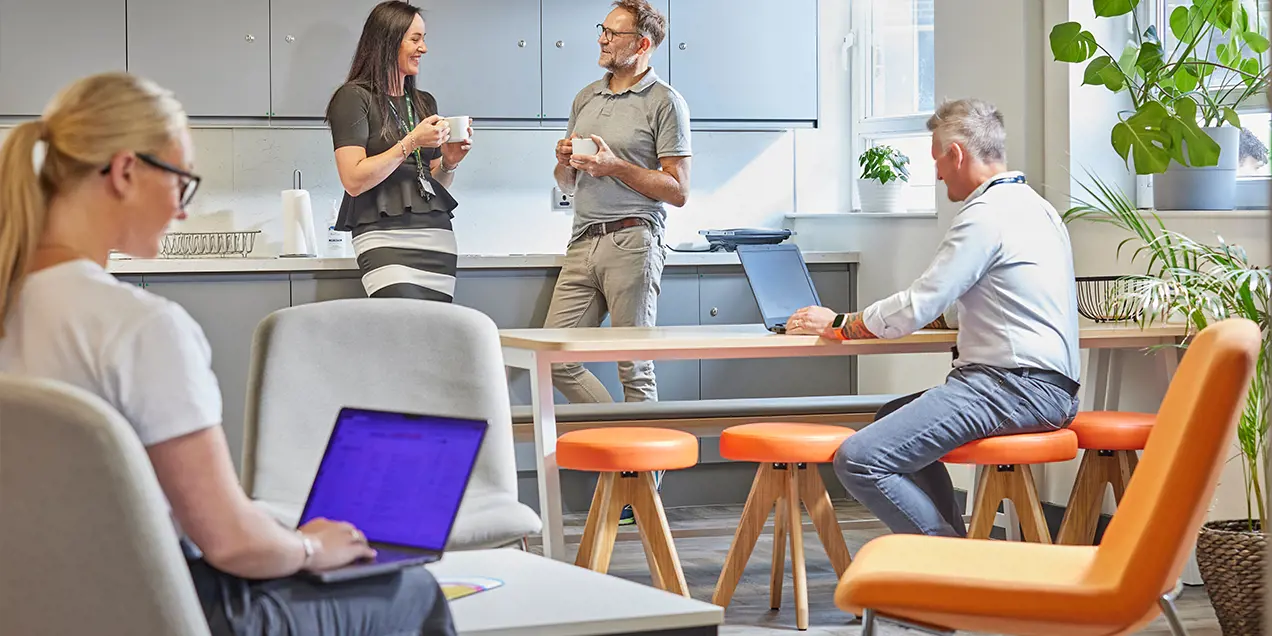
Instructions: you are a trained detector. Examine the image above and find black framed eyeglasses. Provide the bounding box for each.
[100,152,202,208]
[597,23,641,43]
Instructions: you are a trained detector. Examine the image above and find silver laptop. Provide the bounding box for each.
[736,243,822,334]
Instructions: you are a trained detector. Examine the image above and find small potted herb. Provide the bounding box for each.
[857,145,910,213]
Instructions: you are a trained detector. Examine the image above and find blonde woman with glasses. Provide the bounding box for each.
[0,72,455,636]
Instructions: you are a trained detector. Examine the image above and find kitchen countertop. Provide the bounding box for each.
[107,250,862,274]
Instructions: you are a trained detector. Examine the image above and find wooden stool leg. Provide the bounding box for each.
[1005,464,1052,544]
[770,498,787,610]
[967,465,1005,539]
[630,472,689,597]
[786,467,809,631]
[1057,451,1107,545]
[713,464,784,608]
[586,473,626,573]
[1111,450,1137,503]
[574,473,608,568]
[798,464,853,577]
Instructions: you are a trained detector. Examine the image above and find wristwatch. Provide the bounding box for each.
[830,313,849,339]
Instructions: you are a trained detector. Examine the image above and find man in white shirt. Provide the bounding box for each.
[788,98,1081,537]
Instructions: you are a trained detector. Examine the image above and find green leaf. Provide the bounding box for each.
[1083,55,1127,90]
[1217,40,1238,67]
[1163,99,1222,166]
[1094,0,1139,17]
[1240,56,1261,86]
[1176,64,1200,91]
[1170,5,1203,42]
[1142,24,1161,45]
[1051,22,1098,62]
[1223,106,1242,127]
[1112,101,1173,174]
[1136,42,1166,75]
[1183,56,1216,78]
[1118,43,1141,76]
[1243,31,1270,54]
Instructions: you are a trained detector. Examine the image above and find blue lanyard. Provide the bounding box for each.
[984,174,1026,191]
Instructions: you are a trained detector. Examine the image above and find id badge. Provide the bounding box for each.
[417,171,436,199]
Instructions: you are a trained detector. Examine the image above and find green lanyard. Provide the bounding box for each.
[387,96,424,169]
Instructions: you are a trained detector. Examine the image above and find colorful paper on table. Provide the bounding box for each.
[439,576,504,601]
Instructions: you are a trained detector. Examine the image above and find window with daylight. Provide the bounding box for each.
[851,0,937,212]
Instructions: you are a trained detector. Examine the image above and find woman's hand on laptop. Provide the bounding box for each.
[786,306,838,338]
[298,518,377,572]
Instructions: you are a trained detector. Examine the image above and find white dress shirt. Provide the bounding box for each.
[861,171,1081,381]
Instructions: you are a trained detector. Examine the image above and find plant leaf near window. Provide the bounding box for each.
[858,145,911,184]
[1050,0,1270,174]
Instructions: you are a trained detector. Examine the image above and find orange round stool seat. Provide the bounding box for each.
[1068,411,1154,451]
[941,429,1078,465]
[719,422,855,464]
[557,427,698,473]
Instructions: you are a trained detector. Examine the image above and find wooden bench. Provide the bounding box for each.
[510,394,901,442]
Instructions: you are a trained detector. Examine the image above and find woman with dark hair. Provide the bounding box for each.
[328,0,472,302]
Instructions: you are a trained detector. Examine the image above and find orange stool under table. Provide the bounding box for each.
[1056,411,1155,545]
[941,429,1078,543]
[558,427,698,597]
[713,423,856,631]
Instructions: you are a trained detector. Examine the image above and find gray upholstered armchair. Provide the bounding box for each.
[240,298,541,550]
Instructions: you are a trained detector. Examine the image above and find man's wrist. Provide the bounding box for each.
[831,312,877,340]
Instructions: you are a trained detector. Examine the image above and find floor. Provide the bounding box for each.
[531,500,1222,635]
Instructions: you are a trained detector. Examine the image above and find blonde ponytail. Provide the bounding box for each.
[0,72,187,336]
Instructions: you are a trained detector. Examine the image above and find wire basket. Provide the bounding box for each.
[1076,276,1145,323]
[159,230,260,259]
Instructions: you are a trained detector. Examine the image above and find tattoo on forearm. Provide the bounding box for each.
[923,315,951,330]
[837,312,878,340]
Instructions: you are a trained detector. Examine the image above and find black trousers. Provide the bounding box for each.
[187,557,457,636]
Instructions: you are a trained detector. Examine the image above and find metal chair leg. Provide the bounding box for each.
[860,609,877,636]
[1159,581,1190,636]
[859,609,955,636]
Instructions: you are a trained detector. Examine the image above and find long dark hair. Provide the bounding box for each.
[329,0,436,141]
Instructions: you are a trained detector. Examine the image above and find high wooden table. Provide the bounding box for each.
[500,323,1188,561]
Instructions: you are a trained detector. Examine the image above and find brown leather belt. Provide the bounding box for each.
[580,217,648,238]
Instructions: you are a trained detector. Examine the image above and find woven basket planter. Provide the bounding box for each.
[1196,520,1267,635]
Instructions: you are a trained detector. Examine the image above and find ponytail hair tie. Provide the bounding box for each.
[31,139,48,175]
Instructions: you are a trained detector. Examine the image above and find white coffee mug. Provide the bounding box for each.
[571,137,598,156]
[444,116,471,142]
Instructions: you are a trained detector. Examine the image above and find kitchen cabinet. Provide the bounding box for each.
[269,0,383,118]
[540,0,671,121]
[697,266,851,399]
[415,0,542,120]
[667,0,818,122]
[143,275,292,472]
[127,0,270,117]
[0,0,126,116]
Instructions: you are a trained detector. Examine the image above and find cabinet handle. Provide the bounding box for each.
[245,34,255,42]
[710,307,718,317]
[285,35,296,43]
[518,39,527,47]
[555,40,564,48]
[679,42,687,50]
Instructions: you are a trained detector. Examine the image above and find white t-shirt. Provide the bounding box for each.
[0,259,222,446]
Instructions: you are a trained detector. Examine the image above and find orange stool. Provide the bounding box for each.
[941,429,1078,543]
[1056,411,1154,545]
[558,427,698,597]
[713,423,856,631]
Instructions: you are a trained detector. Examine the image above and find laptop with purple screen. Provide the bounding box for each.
[297,407,487,583]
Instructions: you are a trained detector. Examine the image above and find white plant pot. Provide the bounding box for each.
[857,179,906,213]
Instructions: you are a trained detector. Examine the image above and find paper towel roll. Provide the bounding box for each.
[281,188,318,257]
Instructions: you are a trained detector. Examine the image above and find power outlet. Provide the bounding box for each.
[552,186,574,212]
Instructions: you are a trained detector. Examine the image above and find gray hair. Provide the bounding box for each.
[926,98,1007,165]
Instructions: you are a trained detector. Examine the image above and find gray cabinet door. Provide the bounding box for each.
[667,0,817,121]
[144,275,292,473]
[540,0,670,120]
[270,0,382,118]
[289,273,368,305]
[127,0,270,117]
[415,0,541,120]
[698,265,851,399]
[452,269,558,405]
[0,0,126,116]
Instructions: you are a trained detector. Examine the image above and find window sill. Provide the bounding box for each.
[785,210,938,219]
[1133,209,1270,219]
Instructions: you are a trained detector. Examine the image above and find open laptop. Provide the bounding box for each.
[296,407,488,583]
[736,243,822,334]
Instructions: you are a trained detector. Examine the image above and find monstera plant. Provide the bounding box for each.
[1050,0,1270,174]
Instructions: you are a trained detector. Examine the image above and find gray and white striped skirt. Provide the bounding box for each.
[351,211,458,303]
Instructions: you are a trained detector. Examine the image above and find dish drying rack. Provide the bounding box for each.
[159,230,261,259]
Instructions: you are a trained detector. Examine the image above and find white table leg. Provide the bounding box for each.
[529,353,566,561]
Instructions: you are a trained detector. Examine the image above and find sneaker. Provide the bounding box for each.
[618,471,664,526]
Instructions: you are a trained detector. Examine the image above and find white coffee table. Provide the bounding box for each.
[428,548,723,635]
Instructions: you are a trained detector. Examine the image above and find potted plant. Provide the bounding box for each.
[1050,0,1270,210]
[857,145,910,213]
[1065,173,1270,635]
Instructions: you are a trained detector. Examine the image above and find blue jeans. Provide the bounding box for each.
[833,364,1080,537]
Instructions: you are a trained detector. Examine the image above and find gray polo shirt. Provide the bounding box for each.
[566,68,691,242]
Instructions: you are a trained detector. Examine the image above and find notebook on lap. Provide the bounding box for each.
[736,243,821,334]
[296,407,487,583]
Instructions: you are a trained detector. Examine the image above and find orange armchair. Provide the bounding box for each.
[834,319,1261,636]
